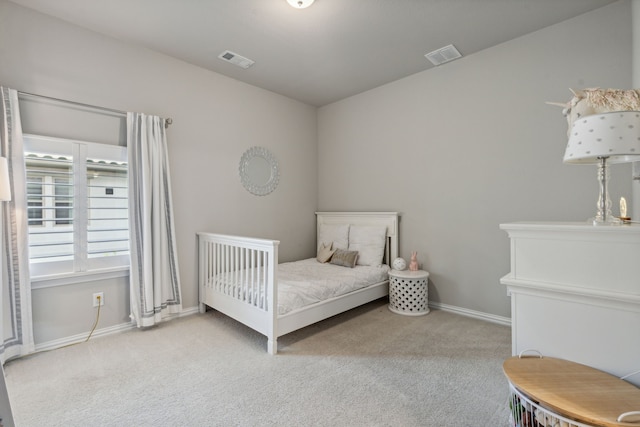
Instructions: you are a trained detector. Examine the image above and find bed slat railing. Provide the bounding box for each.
[198,232,279,319]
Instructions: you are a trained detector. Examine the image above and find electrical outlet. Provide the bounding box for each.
[93,292,104,307]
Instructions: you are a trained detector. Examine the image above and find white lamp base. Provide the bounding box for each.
[590,216,622,226]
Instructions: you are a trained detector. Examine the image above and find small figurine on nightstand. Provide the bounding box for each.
[409,252,418,271]
[392,257,407,271]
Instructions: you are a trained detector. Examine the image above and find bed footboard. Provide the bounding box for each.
[198,232,280,354]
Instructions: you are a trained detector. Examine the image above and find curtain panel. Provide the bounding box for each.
[127,112,182,327]
[0,87,34,362]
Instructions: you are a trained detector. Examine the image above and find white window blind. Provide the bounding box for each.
[24,134,129,277]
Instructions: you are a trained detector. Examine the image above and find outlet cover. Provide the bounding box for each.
[93,292,104,307]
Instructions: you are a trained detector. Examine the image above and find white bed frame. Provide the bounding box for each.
[198,212,399,354]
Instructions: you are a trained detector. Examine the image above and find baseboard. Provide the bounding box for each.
[34,321,136,353]
[176,306,201,316]
[429,301,511,327]
[33,304,508,352]
[34,306,201,353]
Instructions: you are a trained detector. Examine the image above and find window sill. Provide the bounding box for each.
[30,267,130,289]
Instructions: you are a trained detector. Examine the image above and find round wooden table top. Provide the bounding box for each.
[503,356,640,427]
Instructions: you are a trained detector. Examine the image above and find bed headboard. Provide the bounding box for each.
[315,212,399,265]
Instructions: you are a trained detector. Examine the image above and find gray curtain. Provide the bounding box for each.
[0,87,34,362]
[127,112,182,327]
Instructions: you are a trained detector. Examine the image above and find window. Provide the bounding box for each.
[27,176,44,226]
[54,176,73,225]
[24,134,129,277]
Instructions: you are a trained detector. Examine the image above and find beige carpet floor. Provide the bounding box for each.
[4,299,512,426]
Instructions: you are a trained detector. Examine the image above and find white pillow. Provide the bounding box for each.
[348,225,387,267]
[317,223,349,252]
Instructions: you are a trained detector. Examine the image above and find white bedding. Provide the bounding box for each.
[213,258,390,316]
[277,258,390,315]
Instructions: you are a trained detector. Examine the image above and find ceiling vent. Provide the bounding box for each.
[425,44,462,66]
[218,50,255,69]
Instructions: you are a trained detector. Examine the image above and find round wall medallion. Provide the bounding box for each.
[239,146,280,196]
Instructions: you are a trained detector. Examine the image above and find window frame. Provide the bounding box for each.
[24,134,130,279]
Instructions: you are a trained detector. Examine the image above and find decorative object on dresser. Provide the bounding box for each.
[548,88,640,136]
[198,212,399,354]
[388,269,429,316]
[392,257,406,271]
[563,111,640,225]
[619,197,631,222]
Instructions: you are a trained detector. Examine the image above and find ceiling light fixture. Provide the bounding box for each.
[287,0,314,9]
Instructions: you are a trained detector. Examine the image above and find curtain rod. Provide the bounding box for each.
[17,90,173,128]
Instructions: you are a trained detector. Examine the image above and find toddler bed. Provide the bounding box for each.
[198,211,399,354]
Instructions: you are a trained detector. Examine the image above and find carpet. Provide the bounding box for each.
[4,300,512,426]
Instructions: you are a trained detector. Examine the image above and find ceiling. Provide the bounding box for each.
[9,0,616,106]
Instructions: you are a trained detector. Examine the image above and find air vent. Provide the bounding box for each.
[425,44,462,66]
[218,50,254,69]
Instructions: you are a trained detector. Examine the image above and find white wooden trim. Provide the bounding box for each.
[277,281,388,336]
[34,321,134,352]
[316,211,399,263]
[428,301,511,327]
[33,306,200,352]
[30,267,129,289]
[501,275,640,312]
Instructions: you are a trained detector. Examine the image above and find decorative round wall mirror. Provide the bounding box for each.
[239,146,280,196]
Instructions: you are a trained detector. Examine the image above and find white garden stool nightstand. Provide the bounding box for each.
[388,269,430,316]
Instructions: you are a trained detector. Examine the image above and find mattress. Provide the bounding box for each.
[212,258,390,315]
[277,258,390,315]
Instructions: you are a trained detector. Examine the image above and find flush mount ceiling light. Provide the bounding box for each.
[287,0,314,8]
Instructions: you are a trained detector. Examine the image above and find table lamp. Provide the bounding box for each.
[563,112,640,225]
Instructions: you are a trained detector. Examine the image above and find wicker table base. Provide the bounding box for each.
[388,269,429,316]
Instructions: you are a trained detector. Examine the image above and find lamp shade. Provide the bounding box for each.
[564,111,640,164]
[0,157,10,202]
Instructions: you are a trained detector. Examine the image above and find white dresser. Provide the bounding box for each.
[500,222,640,387]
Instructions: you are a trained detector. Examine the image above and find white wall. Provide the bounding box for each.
[0,0,318,343]
[0,0,632,342]
[318,1,633,319]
